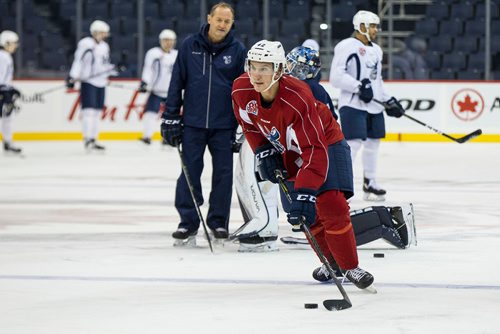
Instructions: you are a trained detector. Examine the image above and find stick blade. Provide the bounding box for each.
[323,299,352,311]
[456,129,482,143]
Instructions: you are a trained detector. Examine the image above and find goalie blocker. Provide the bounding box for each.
[232,141,416,251]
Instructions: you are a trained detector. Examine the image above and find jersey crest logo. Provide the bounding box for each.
[359,47,366,56]
[246,100,258,115]
[267,127,286,153]
[223,55,232,64]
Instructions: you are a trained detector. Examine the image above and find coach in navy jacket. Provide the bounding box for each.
[162,2,246,241]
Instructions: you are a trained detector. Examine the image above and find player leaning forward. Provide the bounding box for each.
[330,10,404,201]
[232,40,374,290]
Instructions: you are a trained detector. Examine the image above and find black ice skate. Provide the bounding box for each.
[342,267,376,292]
[85,139,105,152]
[363,177,386,201]
[238,235,278,253]
[172,228,197,247]
[139,137,151,145]
[3,142,22,155]
[312,262,343,282]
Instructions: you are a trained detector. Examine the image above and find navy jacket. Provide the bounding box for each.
[165,24,246,129]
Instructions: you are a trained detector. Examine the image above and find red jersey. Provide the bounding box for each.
[232,73,344,191]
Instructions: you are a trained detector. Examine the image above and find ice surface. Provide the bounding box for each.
[1,141,499,334]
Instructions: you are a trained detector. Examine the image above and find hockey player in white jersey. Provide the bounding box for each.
[67,20,119,151]
[0,30,22,154]
[138,29,178,145]
[329,10,405,201]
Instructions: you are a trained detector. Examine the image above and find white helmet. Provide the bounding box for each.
[353,10,380,41]
[159,29,176,40]
[0,30,19,47]
[247,40,286,74]
[90,20,110,34]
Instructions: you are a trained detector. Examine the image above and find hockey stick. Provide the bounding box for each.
[373,98,482,143]
[177,144,214,253]
[275,170,352,311]
[33,67,124,97]
[107,82,169,95]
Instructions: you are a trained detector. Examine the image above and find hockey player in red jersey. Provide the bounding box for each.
[232,40,374,290]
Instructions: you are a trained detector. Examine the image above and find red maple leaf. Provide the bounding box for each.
[457,94,478,112]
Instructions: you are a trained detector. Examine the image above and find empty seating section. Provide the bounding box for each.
[1,0,498,79]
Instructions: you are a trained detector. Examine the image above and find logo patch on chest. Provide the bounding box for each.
[246,100,258,115]
[223,55,232,64]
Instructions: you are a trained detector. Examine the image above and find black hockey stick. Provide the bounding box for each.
[276,170,352,311]
[177,144,214,253]
[373,98,482,143]
[33,67,124,97]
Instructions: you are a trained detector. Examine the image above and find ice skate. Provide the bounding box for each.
[363,177,386,201]
[342,267,376,293]
[312,262,343,282]
[210,227,228,246]
[85,139,106,152]
[139,137,151,145]
[238,236,278,253]
[391,203,417,247]
[172,228,197,247]
[3,142,22,155]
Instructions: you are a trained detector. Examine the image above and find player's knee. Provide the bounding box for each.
[316,190,351,231]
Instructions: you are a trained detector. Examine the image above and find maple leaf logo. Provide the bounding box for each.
[457,94,478,113]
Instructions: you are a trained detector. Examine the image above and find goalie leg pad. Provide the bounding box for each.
[232,140,279,248]
[350,206,409,248]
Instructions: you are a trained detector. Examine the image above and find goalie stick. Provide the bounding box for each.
[373,98,482,143]
[276,170,352,311]
[177,144,214,253]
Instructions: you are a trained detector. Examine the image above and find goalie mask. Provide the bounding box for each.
[286,46,321,80]
[246,40,286,92]
[353,10,380,42]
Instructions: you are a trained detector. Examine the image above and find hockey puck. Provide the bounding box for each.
[373,253,385,258]
[304,303,318,309]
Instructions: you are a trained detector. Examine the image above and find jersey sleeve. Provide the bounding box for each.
[329,41,361,93]
[69,39,92,80]
[231,90,267,151]
[290,97,329,191]
[141,49,155,86]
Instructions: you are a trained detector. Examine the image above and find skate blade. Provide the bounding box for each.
[173,237,197,248]
[363,284,378,294]
[363,193,386,202]
[238,243,279,253]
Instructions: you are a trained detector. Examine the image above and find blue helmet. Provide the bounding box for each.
[286,46,321,80]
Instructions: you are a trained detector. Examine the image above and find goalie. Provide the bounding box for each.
[231,45,416,253]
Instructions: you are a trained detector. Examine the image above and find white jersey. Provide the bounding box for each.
[329,37,391,114]
[141,47,178,98]
[69,37,114,88]
[0,49,14,86]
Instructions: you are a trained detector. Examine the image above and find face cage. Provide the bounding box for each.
[287,60,320,80]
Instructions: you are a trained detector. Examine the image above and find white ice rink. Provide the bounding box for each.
[1,140,499,334]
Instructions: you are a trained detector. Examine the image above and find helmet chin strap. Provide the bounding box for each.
[360,23,372,42]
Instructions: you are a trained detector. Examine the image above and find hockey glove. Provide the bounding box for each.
[138,81,148,93]
[160,113,183,147]
[65,77,75,89]
[255,143,287,183]
[358,78,373,103]
[287,189,317,231]
[385,97,405,118]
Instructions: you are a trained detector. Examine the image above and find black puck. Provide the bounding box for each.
[304,303,318,309]
[373,253,385,258]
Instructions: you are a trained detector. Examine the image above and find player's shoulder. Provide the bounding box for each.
[232,73,252,91]
[0,49,11,61]
[78,37,95,48]
[146,47,162,57]
[335,37,358,50]
[281,75,314,103]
